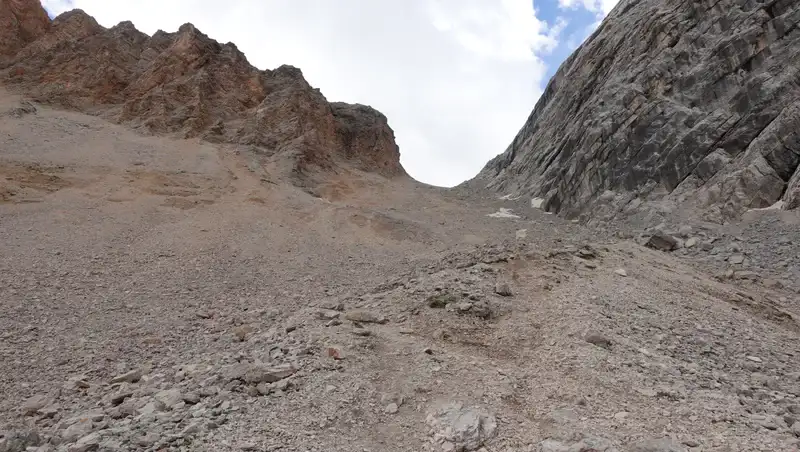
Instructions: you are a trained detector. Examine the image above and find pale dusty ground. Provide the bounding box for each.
[2,89,800,452]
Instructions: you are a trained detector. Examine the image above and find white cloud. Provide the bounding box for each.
[37,0,564,187]
[558,0,619,15]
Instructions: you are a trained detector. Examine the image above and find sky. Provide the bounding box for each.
[40,0,618,187]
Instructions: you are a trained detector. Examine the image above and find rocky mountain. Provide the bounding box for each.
[469,0,800,224]
[4,1,800,452]
[0,1,406,188]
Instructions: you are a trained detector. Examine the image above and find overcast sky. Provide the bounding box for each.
[40,0,618,187]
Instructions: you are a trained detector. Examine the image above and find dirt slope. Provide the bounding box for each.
[2,88,800,452]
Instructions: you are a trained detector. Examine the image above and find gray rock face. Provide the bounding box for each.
[469,0,800,222]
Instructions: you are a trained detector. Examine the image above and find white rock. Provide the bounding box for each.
[110,369,142,384]
[426,402,497,451]
[487,208,519,219]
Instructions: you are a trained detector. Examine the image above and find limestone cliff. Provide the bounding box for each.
[470,0,800,222]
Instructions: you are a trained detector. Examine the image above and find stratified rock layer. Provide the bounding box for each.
[471,0,800,222]
[0,2,406,183]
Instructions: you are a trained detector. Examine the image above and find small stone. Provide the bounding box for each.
[183,392,201,404]
[196,310,213,319]
[226,363,297,384]
[198,386,218,398]
[351,329,371,337]
[273,378,291,392]
[21,395,50,416]
[320,301,346,311]
[645,232,679,251]
[614,268,628,277]
[584,261,598,269]
[326,347,345,360]
[137,400,165,415]
[426,402,497,451]
[730,254,745,265]
[61,421,94,443]
[239,443,258,451]
[384,403,399,414]
[154,389,184,409]
[64,376,91,390]
[39,404,60,418]
[746,356,763,363]
[735,270,759,280]
[428,293,458,308]
[763,278,784,289]
[344,310,387,324]
[108,403,135,419]
[110,369,142,384]
[135,433,160,447]
[245,385,260,397]
[316,310,340,320]
[585,332,612,349]
[181,422,202,436]
[494,282,513,297]
[69,432,101,452]
[685,237,697,248]
[682,439,700,447]
[614,411,629,420]
[326,319,342,327]
[232,326,251,342]
[109,391,133,406]
[629,437,687,451]
[577,245,598,259]
[756,417,779,430]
